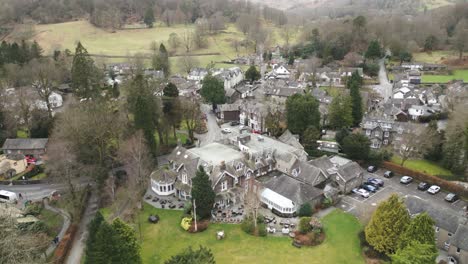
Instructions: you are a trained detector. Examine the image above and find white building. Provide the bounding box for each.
[150,169,177,196]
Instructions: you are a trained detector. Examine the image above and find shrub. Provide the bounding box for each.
[257,223,267,237]
[180,217,192,231]
[309,217,323,232]
[298,217,312,234]
[188,219,209,233]
[298,203,313,217]
[241,216,266,236]
[322,197,333,208]
[27,221,48,233]
[23,165,44,179]
[25,202,43,216]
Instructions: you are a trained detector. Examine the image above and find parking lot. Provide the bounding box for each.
[337,169,467,223]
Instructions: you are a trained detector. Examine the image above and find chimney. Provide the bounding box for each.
[220,161,226,170]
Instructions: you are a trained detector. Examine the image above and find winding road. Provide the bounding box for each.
[195,104,223,146]
[371,58,393,102]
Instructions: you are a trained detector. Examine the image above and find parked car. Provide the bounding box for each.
[445,193,459,203]
[367,166,377,173]
[427,185,441,194]
[25,155,37,164]
[383,171,394,178]
[417,182,430,191]
[352,188,370,198]
[221,128,232,134]
[400,176,413,184]
[367,177,384,187]
[361,184,378,193]
[230,121,240,126]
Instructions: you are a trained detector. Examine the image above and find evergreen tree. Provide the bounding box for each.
[328,95,353,129]
[391,241,438,264]
[398,213,436,250]
[30,41,43,59]
[302,126,321,155]
[144,8,155,28]
[298,203,313,217]
[163,82,179,97]
[191,166,215,220]
[423,121,444,161]
[442,123,467,174]
[365,40,382,60]
[200,74,225,112]
[347,71,363,126]
[165,246,215,264]
[286,93,321,136]
[335,128,350,147]
[155,43,170,77]
[71,42,100,98]
[162,83,182,138]
[342,133,370,161]
[365,194,410,255]
[87,220,116,264]
[424,35,438,51]
[111,218,142,264]
[245,65,261,84]
[84,212,105,264]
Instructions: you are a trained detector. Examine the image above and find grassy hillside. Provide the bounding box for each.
[412,50,459,64]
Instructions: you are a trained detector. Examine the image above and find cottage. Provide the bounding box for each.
[187,68,208,81]
[0,154,28,178]
[35,92,63,110]
[2,138,48,156]
[217,104,240,122]
[265,65,290,80]
[362,117,397,149]
[213,67,244,90]
[235,84,259,99]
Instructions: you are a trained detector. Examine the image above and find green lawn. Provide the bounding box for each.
[30,172,48,180]
[138,204,364,264]
[421,69,468,83]
[320,86,344,97]
[391,156,453,177]
[412,50,458,64]
[16,129,28,138]
[38,208,64,237]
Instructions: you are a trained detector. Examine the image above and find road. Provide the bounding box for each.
[196,104,223,146]
[371,58,393,103]
[44,199,71,257]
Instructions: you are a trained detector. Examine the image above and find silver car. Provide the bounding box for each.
[400,176,413,184]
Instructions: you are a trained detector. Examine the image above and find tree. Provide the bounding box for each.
[178,53,199,74]
[200,74,225,111]
[30,41,43,59]
[365,194,410,255]
[335,128,350,147]
[144,8,155,28]
[111,218,142,263]
[328,95,353,129]
[286,94,320,136]
[398,213,436,250]
[342,133,370,161]
[162,83,182,138]
[264,110,284,137]
[152,44,170,77]
[191,166,215,220]
[398,51,412,65]
[165,246,215,264]
[236,13,255,35]
[424,35,438,51]
[71,42,101,98]
[280,25,296,48]
[180,99,200,142]
[168,33,181,50]
[245,175,262,230]
[347,71,363,126]
[422,121,444,162]
[442,103,468,175]
[245,65,261,84]
[453,19,468,59]
[302,126,320,154]
[85,212,105,263]
[163,82,179,97]
[391,242,438,264]
[298,203,313,217]
[365,40,382,60]
[181,29,193,53]
[398,125,425,166]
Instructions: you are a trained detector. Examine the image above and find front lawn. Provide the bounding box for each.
[138,204,364,264]
[390,156,453,177]
[422,69,468,83]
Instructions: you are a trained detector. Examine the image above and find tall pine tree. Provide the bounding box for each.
[71,42,100,98]
[398,212,436,250]
[391,241,438,264]
[191,166,215,220]
[347,71,363,126]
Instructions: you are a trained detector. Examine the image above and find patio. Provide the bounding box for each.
[144,188,186,210]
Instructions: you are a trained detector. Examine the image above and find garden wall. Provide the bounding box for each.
[382,161,468,198]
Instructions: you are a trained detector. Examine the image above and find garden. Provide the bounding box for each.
[138,204,364,264]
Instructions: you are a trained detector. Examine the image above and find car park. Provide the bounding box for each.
[427,185,441,194]
[352,188,370,198]
[361,184,378,193]
[400,176,413,184]
[221,128,232,134]
[417,182,430,191]
[367,166,377,173]
[367,177,384,187]
[383,171,394,178]
[230,121,239,126]
[445,193,459,203]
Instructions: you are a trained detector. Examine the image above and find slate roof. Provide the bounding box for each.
[218,104,240,112]
[405,196,466,234]
[451,224,468,251]
[2,138,48,150]
[150,168,177,184]
[336,162,362,181]
[289,159,326,186]
[278,130,304,150]
[263,175,323,205]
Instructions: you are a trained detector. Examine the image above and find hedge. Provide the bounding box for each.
[382,161,468,199]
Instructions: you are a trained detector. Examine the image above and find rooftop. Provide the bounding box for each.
[189,143,244,166]
[2,138,48,150]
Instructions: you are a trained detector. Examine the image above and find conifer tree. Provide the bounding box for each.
[71,42,100,98]
[191,166,215,220]
[398,213,436,250]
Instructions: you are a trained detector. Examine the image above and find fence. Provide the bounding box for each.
[382,161,468,198]
[53,224,78,264]
[0,180,43,185]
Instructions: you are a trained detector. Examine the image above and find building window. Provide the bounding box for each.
[182,172,188,184]
[383,140,388,145]
[457,248,461,254]
[384,131,389,137]
[448,233,453,237]
[236,163,243,171]
[292,168,300,177]
[221,180,228,191]
[366,130,371,136]
[435,227,440,233]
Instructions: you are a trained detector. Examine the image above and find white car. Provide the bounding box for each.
[221,128,232,134]
[352,188,370,198]
[427,185,441,194]
[400,176,413,184]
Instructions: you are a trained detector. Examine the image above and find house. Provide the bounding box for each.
[362,117,397,149]
[0,154,28,178]
[278,130,303,151]
[150,168,177,196]
[382,104,409,122]
[265,65,290,80]
[405,196,468,264]
[235,84,259,99]
[2,138,48,156]
[217,104,240,122]
[225,88,240,104]
[239,101,275,132]
[401,62,424,70]
[408,69,421,85]
[423,63,448,72]
[187,68,208,81]
[35,92,63,110]
[317,140,340,153]
[264,87,305,104]
[213,67,244,90]
[144,69,165,79]
[408,105,432,120]
[261,175,323,216]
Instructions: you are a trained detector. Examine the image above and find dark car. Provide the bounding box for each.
[230,121,240,126]
[445,193,459,203]
[383,171,394,178]
[367,166,377,173]
[361,183,378,193]
[418,182,430,191]
[367,177,384,187]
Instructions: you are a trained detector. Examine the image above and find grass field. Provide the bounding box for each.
[138,204,364,264]
[412,50,458,64]
[422,69,468,83]
[391,156,453,177]
[17,20,292,74]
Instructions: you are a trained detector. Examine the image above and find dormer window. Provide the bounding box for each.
[221,180,228,191]
[182,172,188,184]
[236,163,243,171]
[292,168,300,177]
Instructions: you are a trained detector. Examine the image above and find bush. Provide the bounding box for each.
[298,203,313,217]
[188,220,209,233]
[241,217,255,235]
[25,202,43,216]
[309,217,323,232]
[180,217,192,231]
[241,216,266,237]
[298,217,312,234]
[257,223,267,237]
[322,197,333,208]
[27,221,48,233]
[23,165,44,179]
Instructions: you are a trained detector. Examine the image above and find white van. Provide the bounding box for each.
[0,190,18,203]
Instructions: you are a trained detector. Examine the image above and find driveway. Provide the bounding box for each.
[196,104,222,146]
[371,58,393,103]
[338,169,467,223]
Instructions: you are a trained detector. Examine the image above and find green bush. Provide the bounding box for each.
[298,217,312,234]
[323,197,333,208]
[298,203,313,217]
[257,223,267,237]
[241,217,255,235]
[25,203,43,216]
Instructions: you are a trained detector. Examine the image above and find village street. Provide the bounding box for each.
[371,58,393,102]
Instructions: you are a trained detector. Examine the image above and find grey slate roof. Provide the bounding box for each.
[337,162,362,181]
[278,130,304,150]
[2,138,48,150]
[405,196,466,234]
[451,224,468,251]
[218,104,240,112]
[263,175,323,205]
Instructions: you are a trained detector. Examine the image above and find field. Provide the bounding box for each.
[391,156,453,177]
[13,20,293,74]
[138,204,364,264]
[412,50,459,64]
[422,69,468,83]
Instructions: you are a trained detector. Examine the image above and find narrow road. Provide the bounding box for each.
[44,199,71,257]
[371,58,393,102]
[195,104,222,146]
[65,191,98,264]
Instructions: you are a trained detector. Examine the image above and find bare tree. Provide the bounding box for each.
[236,13,255,35]
[180,98,200,142]
[181,29,194,53]
[244,175,262,229]
[453,18,468,60]
[178,53,200,74]
[168,33,181,51]
[396,125,425,166]
[280,25,296,48]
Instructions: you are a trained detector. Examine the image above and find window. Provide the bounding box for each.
[182,172,188,184]
[366,130,371,136]
[236,163,243,171]
[221,180,228,191]
[383,140,388,145]
[448,233,453,237]
[457,248,461,254]
[292,168,300,177]
[384,131,389,137]
[246,171,251,179]
[435,227,440,233]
